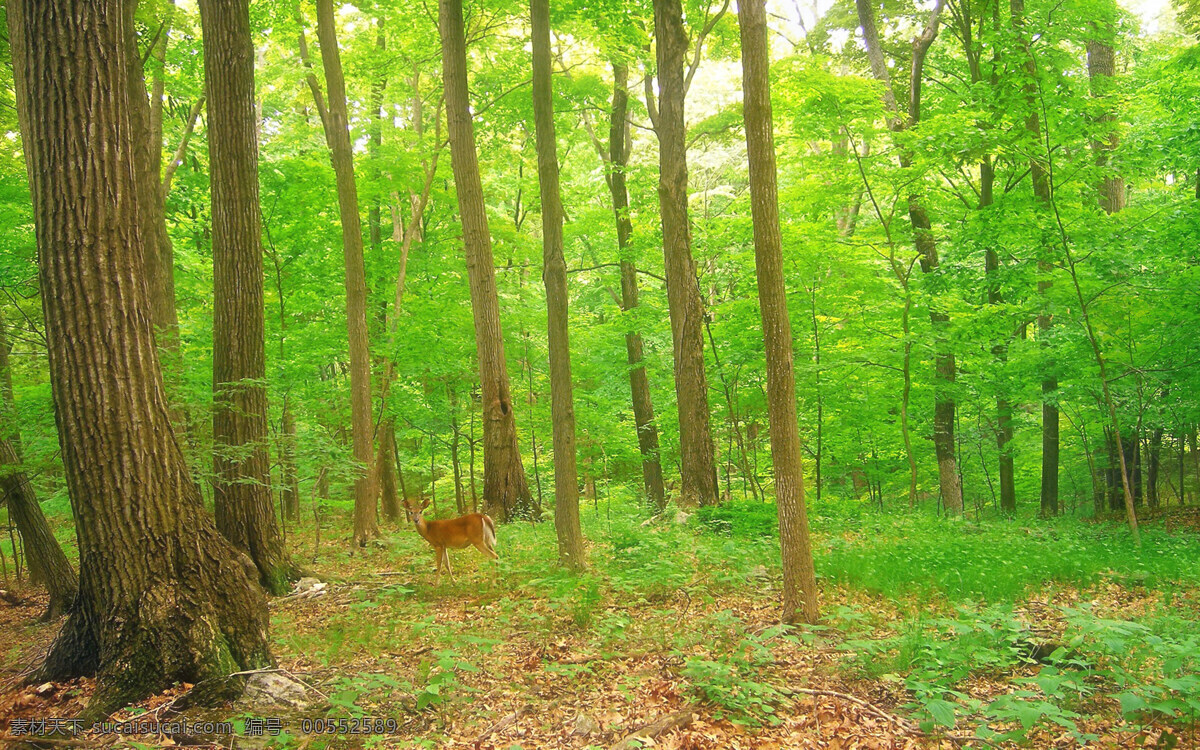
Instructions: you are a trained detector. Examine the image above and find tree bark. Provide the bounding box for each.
[854,0,961,513]
[8,0,272,716]
[531,0,585,569]
[653,0,720,507]
[739,0,819,624]
[313,0,378,544]
[281,400,301,521]
[440,0,533,522]
[0,439,77,620]
[608,62,667,511]
[201,0,291,594]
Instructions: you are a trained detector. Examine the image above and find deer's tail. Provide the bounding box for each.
[483,515,497,554]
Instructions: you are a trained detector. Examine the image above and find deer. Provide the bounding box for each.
[403,499,498,586]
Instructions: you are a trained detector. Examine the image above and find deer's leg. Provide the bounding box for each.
[432,547,443,587]
[443,549,455,583]
[472,539,499,560]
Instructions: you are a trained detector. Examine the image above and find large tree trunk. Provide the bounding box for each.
[8,0,272,717]
[531,0,585,569]
[314,0,378,544]
[440,0,533,522]
[739,0,819,624]
[652,0,720,507]
[201,0,291,594]
[608,63,667,511]
[855,0,961,514]
[0,439,77,620]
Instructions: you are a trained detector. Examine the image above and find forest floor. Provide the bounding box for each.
[2,499,1200,749]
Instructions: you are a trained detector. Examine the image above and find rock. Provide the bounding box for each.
[673,510,691,525]
[571,713,600,737]
[237,671,321,713]
[291,577,327,598]
[748,565,769,580]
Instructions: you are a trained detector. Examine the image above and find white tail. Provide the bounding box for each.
[404,499,498,586]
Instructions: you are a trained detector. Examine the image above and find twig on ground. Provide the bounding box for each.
[609,710,693,750]
[474,705,529,747]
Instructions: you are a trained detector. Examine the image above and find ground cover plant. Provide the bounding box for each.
[4,496,1199,747]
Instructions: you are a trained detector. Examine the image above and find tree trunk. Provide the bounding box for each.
[8,0,272,716]
[201,0,291,594]
[981,156,1016,515]
[1013,0,1060,516]
[854,0,962,514]
[608,62,667,510]
[739,0,819,624]
[449,383,466,515]
[314,0,378,544]
[281,400,301,521]
[532,0,584,569]
[440,0,533,522]
[127,0,181,345]
[1147,427,1162,510]
[0,439,77,620]
[652,0,720,507]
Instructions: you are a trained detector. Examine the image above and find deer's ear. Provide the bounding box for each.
[421,499,431,510]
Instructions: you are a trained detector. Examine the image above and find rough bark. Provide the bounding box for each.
[201,0,291,594]
[531,0,585,569]
[608,63,667,510]
[855,0,961,513]
[313,0,378,544]
[8,0,272,716]
[652,0,720,507]
[440,0,533,522]
[739,0,820,624]
[1086,36,1126,214]
[0,439,77,620]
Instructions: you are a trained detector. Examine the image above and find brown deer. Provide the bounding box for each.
[404,499,498,585]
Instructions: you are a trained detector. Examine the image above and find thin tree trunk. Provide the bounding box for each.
[608,62,667,510]
[281,400,301,520]
[8,0,272,715]
[313,0,378,544]
[1012,0,1060,516]
[653,0,720,507]
[855,0,962,514]
[0,439,76,620]
[532,0,584,569]
[449,383,466,515]
[739,0,819,624]
[1147,427,1162,510]
[440,0,532,522]
[201,0,291,594]
[128,0,181,346]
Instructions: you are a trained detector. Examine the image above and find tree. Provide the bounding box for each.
[531,0,585,569]
[0,438,76,620]
[652,0,720,507]
[440,0,534,522]
[738,0,819,624]
[200,0,292,593]
[7,0,272,716]
[608,62,667,510]
[312,0,378,544]
[854,0,963,514]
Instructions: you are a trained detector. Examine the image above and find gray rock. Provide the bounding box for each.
[571,713,600,737]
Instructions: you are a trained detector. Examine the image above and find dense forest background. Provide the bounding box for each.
[2,0,1200,745]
